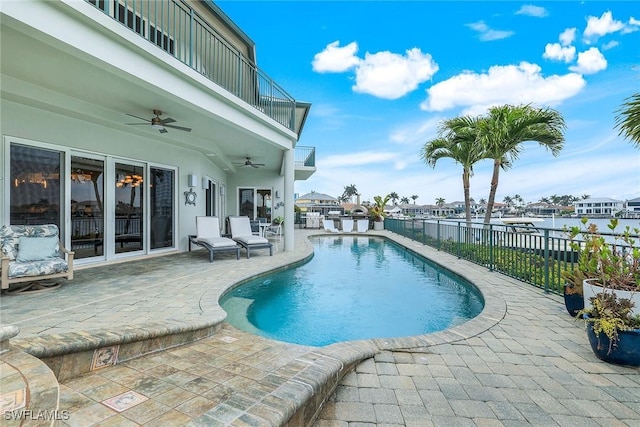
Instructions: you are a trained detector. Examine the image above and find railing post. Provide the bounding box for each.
[543,229,550,293]
[422,220,426,245]
[189,8,194,67]
[457,222,461,258]
[489,224,494,272]
[436,220,441,251]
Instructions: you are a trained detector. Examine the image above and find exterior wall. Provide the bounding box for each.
[191,1,254,60]
[1,99,227,255]
[574,199,624,216]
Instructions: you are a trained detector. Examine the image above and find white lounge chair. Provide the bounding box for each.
[228,216,273,258]
[342,219,354,232]
[323,219,341,233]
[357,219,369,233]
[193,217,240,262]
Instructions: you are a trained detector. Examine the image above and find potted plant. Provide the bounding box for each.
[369,194,390,231]
[565,217,640,314]
[561,268,586,317]
[273,216,284,225]
[577,292,640,367]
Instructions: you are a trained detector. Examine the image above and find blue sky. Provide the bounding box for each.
[218,1,640,205]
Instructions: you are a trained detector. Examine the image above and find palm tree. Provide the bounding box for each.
[478,104,565,224]
[342,184,359,203]
[615,93,640,148]
[389,192,399,206]
[411,195,419,204]
[400,196,410,204]
[421,116,487,224]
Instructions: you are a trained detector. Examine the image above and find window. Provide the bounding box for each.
[114,1,145,36]
[150,167,174,249]
[10,144,62,229]
[150,24,175,55]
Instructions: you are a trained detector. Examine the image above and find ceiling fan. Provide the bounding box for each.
[126,109,191,134]
[234,157,265,168]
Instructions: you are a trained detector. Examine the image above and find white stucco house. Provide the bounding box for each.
[1,0,315,266]
[573,197,623,217]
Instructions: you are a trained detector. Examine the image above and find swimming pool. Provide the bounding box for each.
[220,236,484,346]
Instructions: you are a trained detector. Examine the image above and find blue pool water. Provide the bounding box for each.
[220,236,484,346]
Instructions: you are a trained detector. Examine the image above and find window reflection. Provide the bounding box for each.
[150,167,174,249]
[10,144,62,228]
[71,156,105,259]
[115,163,144,253]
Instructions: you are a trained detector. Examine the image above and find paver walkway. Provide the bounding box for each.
[1,230,639,426]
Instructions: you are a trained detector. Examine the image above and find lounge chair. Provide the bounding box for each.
[228,216,273,258]
[323,219,341,233]
[193,216,240,262]
[357,219,369,233]
[342,219,354,232]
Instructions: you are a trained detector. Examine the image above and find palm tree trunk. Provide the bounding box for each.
[463,169,472,227]
[483,159,501,224]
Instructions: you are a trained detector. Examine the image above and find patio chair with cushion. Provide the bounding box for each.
[228,216,273,258]
[193,216,240,262]
[1,224,74,292]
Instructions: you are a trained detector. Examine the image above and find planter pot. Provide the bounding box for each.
[373,221,384,231]
[586,321,640,367]
[564,284,584,317]
[583,279,640,316]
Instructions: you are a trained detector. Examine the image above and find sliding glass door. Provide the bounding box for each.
[114,162,144,254]
[70,155,105,259]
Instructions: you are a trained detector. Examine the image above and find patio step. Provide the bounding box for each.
[11,319,223,382]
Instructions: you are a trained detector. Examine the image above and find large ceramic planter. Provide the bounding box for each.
[373,221,384,231]
[583,279,640,316]
[564,284,584,317]
[586,320,640,367]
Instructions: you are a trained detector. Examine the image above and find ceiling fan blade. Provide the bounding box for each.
[126,113,151,122]
[159,117,176,125]
[253,163,266,166]
[159,128,168,134]
[126,122,151,125]
[251,164,259,168]
[165,124,192,132]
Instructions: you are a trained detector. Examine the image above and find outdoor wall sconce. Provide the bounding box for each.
[187,174,198,187]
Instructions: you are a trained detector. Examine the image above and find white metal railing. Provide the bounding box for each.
[85,0,296,130]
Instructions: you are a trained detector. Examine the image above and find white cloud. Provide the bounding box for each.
[543,43,576,62]
[389,117,441,145]
[569,47,607,75]
[319,151,398,168]
[312,41,360,73]
[352,48,439,99]
[467,21,514,41]
[559,28,576,46]
[420,62,586,115]
[515,5,548,18]
[622,17,640,34]
[601,40,619,50]
[583,11,624,40]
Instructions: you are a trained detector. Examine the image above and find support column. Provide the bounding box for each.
[283,148,295,251]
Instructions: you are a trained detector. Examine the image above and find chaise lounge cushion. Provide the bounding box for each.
[7,258,69,279]
[234,235,270,245]
[17,236,59,262]
[197,237,238,248]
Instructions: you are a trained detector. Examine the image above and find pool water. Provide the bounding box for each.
[220,236,484,346]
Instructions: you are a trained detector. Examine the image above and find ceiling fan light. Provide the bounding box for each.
[151,123,165,130]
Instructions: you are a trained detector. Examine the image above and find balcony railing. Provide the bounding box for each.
[294,146,315,168]
[85,0,296,131]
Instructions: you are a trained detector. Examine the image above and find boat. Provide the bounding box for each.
[499,217,544,234]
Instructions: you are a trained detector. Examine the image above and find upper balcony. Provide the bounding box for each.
[294,146,316,181]
[85,0,297,132]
